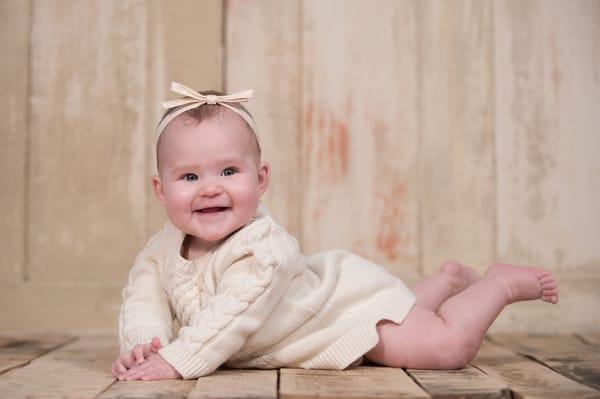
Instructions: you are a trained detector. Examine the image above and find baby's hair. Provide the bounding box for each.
[155,89,262,172]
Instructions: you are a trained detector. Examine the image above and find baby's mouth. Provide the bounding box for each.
[197,207,229,213]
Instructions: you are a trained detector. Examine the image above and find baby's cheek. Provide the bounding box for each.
[241,190,261,212]
[169,183,197,199]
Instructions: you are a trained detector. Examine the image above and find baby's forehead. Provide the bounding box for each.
[156,110,261,168]
[163,113,254,147]
[173,107,247,132]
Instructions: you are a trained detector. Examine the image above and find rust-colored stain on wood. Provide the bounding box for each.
[311,206,323,222]
[305,103,349,184]
[303,103,350,225]
[375,183,408,261]
[369,117,409,262]
[304,102,350,227]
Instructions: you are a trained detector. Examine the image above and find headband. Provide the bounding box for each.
[155,81,258,140]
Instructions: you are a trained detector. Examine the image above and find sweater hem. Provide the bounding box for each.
[158,340,212,379]
[298,301,415,370]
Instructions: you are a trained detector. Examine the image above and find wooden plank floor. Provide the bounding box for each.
[0,334,598,398]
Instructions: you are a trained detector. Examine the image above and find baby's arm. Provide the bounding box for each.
[118,232,174,361]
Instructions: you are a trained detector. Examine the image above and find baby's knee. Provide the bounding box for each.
[440,260,461,272]
[436,332,479,369]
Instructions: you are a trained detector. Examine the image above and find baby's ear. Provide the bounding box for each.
[151,175,167,206]
[258,161,270,196]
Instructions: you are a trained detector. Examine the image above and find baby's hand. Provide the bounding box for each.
[111,337,162,379]
[122,352,182,381]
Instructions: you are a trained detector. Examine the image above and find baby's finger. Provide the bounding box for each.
[111,361,119,378]
[134,345,146,363]
[151,337,162,353]
[138,365,166,381]
[124,362,148,380]
[111,360,128,380]
[140,368,163,381]
[120,351,135,368]
[116,361,128,375]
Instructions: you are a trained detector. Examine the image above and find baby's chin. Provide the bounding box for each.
[192,224,247,244]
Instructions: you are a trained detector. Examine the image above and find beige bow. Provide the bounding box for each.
[155,81,257,138]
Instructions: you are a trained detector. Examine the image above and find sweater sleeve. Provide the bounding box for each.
[118,231,174,354]
[158,221,301,379]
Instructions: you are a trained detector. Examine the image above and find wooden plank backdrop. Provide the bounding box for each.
[1,0,599,336]
[0,0,223,333]
[419,1,496,275]
[299,1,421,277]
[0,0,30,284]
[225,0,303,239]
[492,0,600,332]
[225,0,600,333]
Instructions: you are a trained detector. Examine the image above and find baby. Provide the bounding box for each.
[112,82,558,381]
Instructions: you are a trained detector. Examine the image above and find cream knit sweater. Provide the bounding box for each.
[118,206,415,379]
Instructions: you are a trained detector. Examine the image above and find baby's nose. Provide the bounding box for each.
[198,180,223,197]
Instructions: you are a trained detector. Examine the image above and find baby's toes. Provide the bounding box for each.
[541,280,556,289]
[542,290,558,303]
[539,274,555,285]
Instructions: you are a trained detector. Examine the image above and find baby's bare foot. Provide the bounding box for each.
[441,260,481,296]
[485,263,558,304]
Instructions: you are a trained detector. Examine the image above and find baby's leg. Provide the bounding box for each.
[411,260,480,312]
[366,263,558,369]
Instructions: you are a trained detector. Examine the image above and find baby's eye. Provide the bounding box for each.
[182,173,198,181]
[221,167,238,177]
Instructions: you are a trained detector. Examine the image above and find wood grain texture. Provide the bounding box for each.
[0,0,30,283]
[0,334,74,375]
[0,333,598,398]
[226,0,303,240]
[406,365,510,398]
[280,366,429,399]
[419,1,495,275]
[99,380,197,399]
[27,0,223,284]
[490,333,593,356]
[545,357,600,391]
[490,334,600,390]
[474,339,600,398]
[189,369,278,399]
[1,0,223,333]
[578,332,600,346]
[0,335,116,398]
[28,0,151,283]
[145,0,223,235]
[0,283,122,334]
[494,0,600,269]
[302,0,420,279]
[1,0,599,336]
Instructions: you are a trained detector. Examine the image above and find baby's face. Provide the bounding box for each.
[153,112,269,248]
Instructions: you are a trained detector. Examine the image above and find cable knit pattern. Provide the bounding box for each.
[118,204,417,379]
[180,251,273,348]
[154,216,301,379]
[167,260,202,327]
